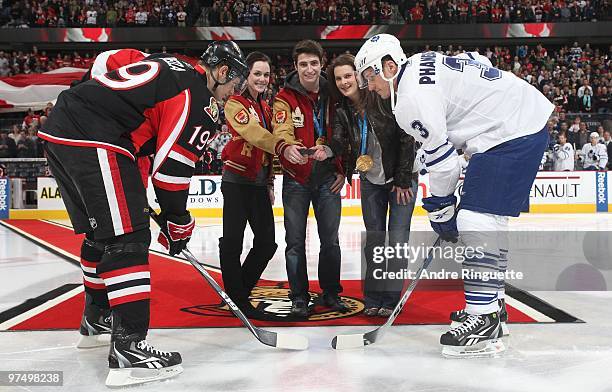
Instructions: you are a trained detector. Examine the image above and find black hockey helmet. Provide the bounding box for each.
[201,40,249,94]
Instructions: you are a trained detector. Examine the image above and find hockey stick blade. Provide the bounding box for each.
[149,209,308,350]
[182,249,308,350]
[331,236,442,350]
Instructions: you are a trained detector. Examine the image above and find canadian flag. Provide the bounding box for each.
[0,67,87,112]
[64,28,110,42]
[320,25,384,40]
[195,27,257,40]
[506,23,552,38]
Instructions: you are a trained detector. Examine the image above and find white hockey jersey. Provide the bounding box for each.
[580,143,608,169]
[552,142,575,171]
[394,51,554,195]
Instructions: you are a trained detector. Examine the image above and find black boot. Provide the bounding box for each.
[234,298,272,321]
[318,292,350,313]
[290,298,310,319]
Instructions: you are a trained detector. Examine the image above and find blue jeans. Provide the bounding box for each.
[361,177,418,309]
[282,175,342,301]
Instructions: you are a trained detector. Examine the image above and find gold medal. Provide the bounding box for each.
[316,136,327,145]
[356,154,374,172]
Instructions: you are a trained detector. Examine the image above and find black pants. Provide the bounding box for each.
[45,142,151,334]
[44,142,149,240]
[219,181,277,303]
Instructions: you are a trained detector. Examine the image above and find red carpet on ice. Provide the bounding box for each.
[0,220,580,331]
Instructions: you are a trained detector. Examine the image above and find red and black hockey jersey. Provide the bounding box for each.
[40,55,221,210]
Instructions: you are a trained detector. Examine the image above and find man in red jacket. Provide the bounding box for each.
[273,40,348,318]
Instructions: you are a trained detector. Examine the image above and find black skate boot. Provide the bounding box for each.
[450,298,509,336]
[441,311,505,358]
[105,313,183,387]
[76,293,112,348]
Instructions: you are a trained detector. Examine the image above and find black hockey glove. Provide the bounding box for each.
[157,211,195,256]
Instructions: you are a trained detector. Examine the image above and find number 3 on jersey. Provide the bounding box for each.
[411,120,429,138]
[95,61,160,90]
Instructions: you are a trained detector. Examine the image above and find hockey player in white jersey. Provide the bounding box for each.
[552,133,575,171]
[579,132,608,170]
[355,34,554,357]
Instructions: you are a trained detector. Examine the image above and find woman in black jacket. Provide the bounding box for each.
[325,54,418,317]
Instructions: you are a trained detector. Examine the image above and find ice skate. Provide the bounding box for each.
[450,299,509,336]
[441,311,506,358]
[105,314,183,387]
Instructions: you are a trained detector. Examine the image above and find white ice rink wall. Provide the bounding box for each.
[7,170,608,219]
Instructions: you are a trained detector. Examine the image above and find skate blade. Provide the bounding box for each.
[450,321,510,337]
[105,365,183,387]
[442,339,506,359]
[76,334,111,349]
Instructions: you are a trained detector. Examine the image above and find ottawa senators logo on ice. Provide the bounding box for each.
[181,284,364,321]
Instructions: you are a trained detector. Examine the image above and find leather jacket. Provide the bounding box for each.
[329,96,416,188]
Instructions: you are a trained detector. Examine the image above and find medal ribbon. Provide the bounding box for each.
[258,99,268,129]
[359,112,368,155]
[313,99,325,139]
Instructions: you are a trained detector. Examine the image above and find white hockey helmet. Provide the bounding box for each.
[354,34,408,90]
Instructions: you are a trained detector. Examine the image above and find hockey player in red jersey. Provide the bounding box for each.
[39,41,249,387]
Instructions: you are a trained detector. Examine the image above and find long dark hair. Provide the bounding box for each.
[327,53,393,120]
[327,53,365,107]
[244,51,271,100]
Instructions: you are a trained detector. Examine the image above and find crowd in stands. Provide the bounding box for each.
[398,0,610,24]
[207,0,397,25]
[0,106,50,159]
[1,0,190,28]
[1,42,610,171]
[206,0,610,27]
[2,0,610,27]
[0,47,97,75]
[207,0,610,27]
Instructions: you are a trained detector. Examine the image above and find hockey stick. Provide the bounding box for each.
[149,208,308,350]
[331,236,442,349]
